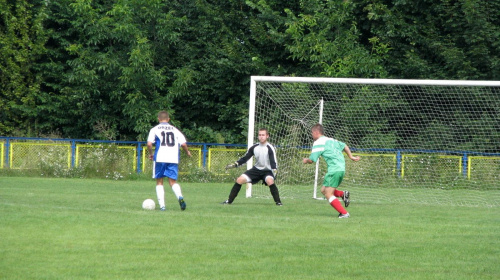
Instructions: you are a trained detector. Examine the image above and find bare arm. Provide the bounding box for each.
[147,142,154,161]
[181,143,192,157]
[344,145,360,161]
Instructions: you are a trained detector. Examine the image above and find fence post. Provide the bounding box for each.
[5,138,10,169]
[202,144,208,168]
[71,140,76,168]
[396,150,402,177]
[137,143,142,174]
[462,153,468,179]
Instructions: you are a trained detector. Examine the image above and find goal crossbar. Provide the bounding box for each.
[251,76,500,87]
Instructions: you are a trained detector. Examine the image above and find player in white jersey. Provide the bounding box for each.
[147,111,191,211]
[222,128,282,205]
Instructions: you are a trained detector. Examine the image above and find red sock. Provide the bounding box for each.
[333,189,344,198]
[330,198,347,214]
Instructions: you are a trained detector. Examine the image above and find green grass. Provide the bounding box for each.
[0,177,499,279]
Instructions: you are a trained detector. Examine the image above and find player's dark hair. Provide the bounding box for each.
[312,123,324,134]
[258,128,269,136]
[158,111,169,121]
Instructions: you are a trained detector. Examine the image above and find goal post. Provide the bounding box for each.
[247,76,500,207]
[245,78,257,198]
[313,98,324,199]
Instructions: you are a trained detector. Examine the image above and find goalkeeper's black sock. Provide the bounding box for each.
[269,184,281,203]
[228,183,242,203]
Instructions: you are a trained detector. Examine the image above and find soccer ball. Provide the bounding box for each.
[142,199,156,210]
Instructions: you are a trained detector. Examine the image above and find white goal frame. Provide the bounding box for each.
[247,76,500,199]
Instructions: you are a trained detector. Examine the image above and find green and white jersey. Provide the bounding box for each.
[309,136,346,173]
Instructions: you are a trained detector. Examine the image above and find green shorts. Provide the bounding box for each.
[323,171,344,188]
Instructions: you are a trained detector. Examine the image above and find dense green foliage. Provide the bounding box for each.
[1,0,499,143]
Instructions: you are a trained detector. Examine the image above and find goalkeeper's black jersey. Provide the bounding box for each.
[236,143,277,171]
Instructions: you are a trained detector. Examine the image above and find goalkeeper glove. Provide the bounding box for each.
[272,169,277,177]
[225,162,238,170]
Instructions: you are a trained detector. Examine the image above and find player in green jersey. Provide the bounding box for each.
[302,123,360,218]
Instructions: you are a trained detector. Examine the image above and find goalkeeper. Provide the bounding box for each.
[221,128,282,206]
[302,123,360,218]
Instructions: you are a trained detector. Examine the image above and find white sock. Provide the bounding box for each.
[328,196,335,203]
[156,185,165,207]
[171,183,183,199]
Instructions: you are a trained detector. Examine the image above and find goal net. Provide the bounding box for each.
[247,76,500,207]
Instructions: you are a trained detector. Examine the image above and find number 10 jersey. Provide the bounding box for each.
[147,122,187,164]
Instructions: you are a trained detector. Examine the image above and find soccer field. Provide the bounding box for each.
[0,177,499,279]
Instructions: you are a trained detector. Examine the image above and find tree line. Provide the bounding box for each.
[1,0,499,143]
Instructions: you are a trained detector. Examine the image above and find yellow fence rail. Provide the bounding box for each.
[9,142,72,170]
[468,156,500,180]
[401,154,462,178]
[0,142,4,169]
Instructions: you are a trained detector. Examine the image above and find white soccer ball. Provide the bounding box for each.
[142,199,156,210]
